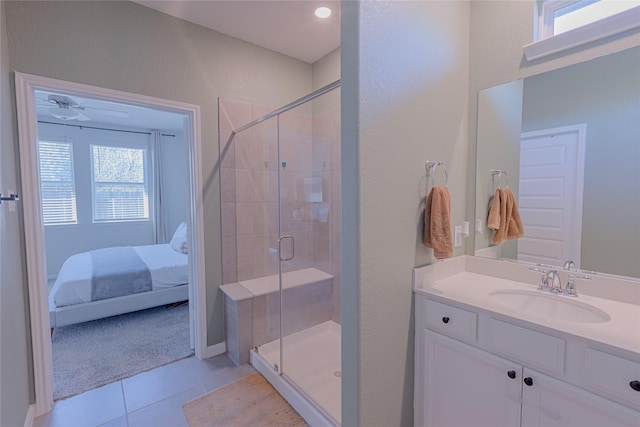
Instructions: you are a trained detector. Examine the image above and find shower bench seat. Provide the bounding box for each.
[220,267,334,365]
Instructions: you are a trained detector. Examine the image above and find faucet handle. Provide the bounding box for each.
[528,267,549,290]
[563,274,591,297]
[538,269,560,292]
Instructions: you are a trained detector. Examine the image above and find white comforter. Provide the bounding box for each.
[49,244,188,309]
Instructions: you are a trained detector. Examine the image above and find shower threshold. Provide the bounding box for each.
[251,320,341,427]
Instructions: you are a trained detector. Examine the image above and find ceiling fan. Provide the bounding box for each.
[38,94,130,121]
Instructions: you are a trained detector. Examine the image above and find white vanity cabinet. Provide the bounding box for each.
[520,367,640,427]
[414,294,640,427]
[420,329,522,427]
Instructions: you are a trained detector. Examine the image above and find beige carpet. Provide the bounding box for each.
[53,302,192,400]
[183,373,308,427]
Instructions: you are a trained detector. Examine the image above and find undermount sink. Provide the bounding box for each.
[489,289,611,324]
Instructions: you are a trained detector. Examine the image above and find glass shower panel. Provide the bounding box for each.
[278,87,342,424]
[233,115,281,363]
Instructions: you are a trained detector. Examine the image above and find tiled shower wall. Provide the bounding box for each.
[218,96,341,323]
[311,104,341,323]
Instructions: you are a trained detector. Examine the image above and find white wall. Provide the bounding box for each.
[4,0,312,354]
[341,2,471,425]
[1,1,33,425]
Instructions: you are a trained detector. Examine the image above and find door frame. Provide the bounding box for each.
[14,72,207,416]
[520,123,586,266]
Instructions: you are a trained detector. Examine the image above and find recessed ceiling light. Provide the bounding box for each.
[314,6,332,19]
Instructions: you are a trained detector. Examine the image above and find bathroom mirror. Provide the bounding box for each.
[474,46,640,280]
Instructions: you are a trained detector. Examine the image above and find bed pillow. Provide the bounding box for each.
[170,222,188,254]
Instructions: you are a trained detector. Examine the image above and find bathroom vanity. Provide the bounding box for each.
[413,256,640,427]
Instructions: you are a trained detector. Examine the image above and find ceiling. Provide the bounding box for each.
[132,0,341,64]
[36,1,341,131]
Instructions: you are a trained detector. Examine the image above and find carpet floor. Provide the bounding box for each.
[52,302,193,400]
[183,373,308,427]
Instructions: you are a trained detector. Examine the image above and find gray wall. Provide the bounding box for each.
[1,1,33,426]
[4,0,312,350]
[466,0,640,254]
[474,80,523,258]
[313,47,340,90]
[342,1,639,426]
[521,47,640,278]
[2,2,312,422]
[3,0,638,425]
[161,132,187,238]
[342,2,471,425]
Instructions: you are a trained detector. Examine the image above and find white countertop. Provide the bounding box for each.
[414,256,640,355]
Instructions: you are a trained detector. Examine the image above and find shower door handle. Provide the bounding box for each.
[278,235,295,262]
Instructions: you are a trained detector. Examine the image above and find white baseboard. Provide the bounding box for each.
[23,404,36,427]
[199,341,226,360]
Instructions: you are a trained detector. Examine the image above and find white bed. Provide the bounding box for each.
[49,243,189,328]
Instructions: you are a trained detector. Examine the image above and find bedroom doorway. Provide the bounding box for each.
[15,73,207,415]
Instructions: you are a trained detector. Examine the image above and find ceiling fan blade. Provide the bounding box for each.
[84,106,130,118]
[48,94,75,105]
[37,97,55,105]
[76,112,91,121]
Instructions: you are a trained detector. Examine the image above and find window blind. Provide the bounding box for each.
[91,145,149,221]
[38,140,77,225]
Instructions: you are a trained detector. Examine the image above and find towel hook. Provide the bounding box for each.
[491,169,509,189]
[425,161,448,187]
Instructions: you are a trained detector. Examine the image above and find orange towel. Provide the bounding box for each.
[488,188,524,244]
[423,186,453,260]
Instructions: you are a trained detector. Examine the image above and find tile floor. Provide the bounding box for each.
[34,355,256,427]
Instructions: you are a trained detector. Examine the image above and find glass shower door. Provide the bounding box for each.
[278,87,342,424]
[236,114,281,371]
[220,83,341,424]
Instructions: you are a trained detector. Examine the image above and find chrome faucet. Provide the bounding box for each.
[563,260,576,271]
[562,274,591,297]
[528,267,591,297]
[540,270,562,293]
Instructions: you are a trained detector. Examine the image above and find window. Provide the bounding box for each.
[539,0,640,39]
[38,140,78,225]
[551,0,639,35]
[525,0,640,60]
[91,144,149,222]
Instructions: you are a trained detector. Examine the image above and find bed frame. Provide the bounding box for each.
[49,284,189,329]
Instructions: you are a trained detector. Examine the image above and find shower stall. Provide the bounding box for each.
[219,80,341,426]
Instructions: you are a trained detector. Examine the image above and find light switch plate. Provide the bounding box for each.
[454,225,463,247]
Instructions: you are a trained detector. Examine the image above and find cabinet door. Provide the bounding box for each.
[419,330,522,427]
[521,368,640,427]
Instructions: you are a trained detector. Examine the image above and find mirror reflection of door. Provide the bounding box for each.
[518,124,586,267]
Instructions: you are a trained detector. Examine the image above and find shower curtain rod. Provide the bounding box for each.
[232,79,341,135]
[37,120,176,137]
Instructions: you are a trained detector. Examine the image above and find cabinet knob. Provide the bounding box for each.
[507,370,517,379]
[524,377,534,387]
[442,316,450,324]
[630,380,640,392]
